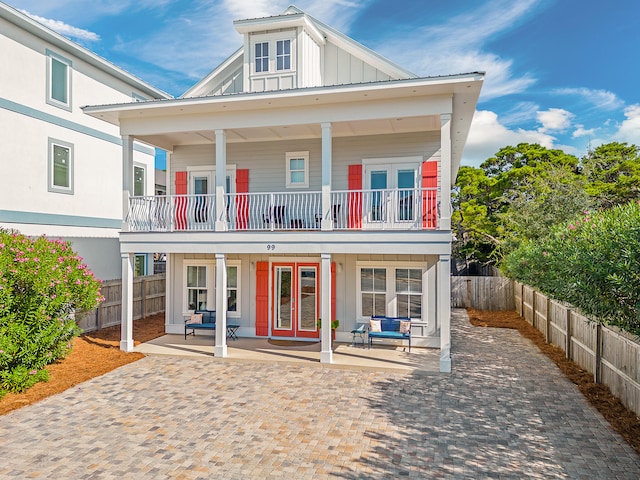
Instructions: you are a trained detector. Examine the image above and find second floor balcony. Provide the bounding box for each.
[125,188,440,233]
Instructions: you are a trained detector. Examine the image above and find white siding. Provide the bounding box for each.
[323,42,392,86]
[299,29,322,88]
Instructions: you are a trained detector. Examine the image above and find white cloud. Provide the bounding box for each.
[572,125,597,139]
[537,108,573,133]
[613,104,640,145]
[462,110,558,166]
[20,9,100,41]
[377,0,542,99]
[553,87,624,111]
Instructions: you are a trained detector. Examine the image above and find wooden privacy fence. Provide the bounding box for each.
[451,276,515,311]
[515,281,640,417]
[76,274,165,332]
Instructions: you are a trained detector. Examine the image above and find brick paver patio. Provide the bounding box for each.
[0,309,638,479]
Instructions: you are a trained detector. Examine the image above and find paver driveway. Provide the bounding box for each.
[1,310,638,479]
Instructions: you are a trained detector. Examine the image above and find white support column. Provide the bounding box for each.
[438,253,452,372]
[165,253,172,333]
[321,122,333,231]
[320,253,333,363]
[215,129,227,231]
[215,253,228,358]
[120,252,134,352]
[121,135,134,231]
[439,114,452,230]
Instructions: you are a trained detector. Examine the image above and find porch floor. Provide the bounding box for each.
[134,335,441,374]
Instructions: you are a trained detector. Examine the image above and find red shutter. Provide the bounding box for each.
[255,262,269,336]
[235,169,249,230]
[175,171,187,230]
[347,164,362,229]
[422,161,438,229]
[331,262,336,322]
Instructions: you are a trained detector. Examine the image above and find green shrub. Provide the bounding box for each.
[503,201,640,335]
[0,229,104,397]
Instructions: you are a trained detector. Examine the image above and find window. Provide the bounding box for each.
[227,265,239,313]
[358,264,424,319]
[46,50,72,110]
[134,165,145,196]
[396,269,422,318]
[134,255,146,276]
[276,40,291,70]
[186,265,209,311]
[285,151,309,188]
[48,138,73,194]
[255,42,269,72]
[360,268,387,317]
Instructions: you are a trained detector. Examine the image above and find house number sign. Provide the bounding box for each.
[266,244,276,251]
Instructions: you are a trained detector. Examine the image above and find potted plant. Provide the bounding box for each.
[317,318,340,341]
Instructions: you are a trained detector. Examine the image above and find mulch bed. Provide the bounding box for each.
[468,308,640,456]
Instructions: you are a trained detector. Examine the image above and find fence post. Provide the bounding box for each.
[566,308,572,359]
[546,297,552,344]
[595,323,602,384]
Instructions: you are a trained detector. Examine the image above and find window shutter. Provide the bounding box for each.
[347,164,362,229]
[422,161,438,228]
[175,171,187,230]
[236,169,249,230]
[255,262,269,336]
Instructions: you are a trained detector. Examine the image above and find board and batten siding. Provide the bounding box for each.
[299,29,322,88]
[323,42,392,86]
[169,132,440,194]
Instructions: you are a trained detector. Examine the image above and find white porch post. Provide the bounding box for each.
[320,253,333,363]
[215,253,228,358]
[215,129,227,231]
[120,252,134,352]
[121,135,134,231]
[321,122,333,230]
[438,253,452,372]
[439,114,452,230]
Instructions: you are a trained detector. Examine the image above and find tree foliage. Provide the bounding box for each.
[453,141,640,266]
[502,202,640,335]
[0,230,104,396]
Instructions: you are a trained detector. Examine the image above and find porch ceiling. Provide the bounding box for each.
[136,115,440,147]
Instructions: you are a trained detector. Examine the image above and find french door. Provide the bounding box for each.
[272,262,319,338]
[364,163,419,228]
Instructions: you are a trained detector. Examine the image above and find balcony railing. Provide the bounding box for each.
[125,188,438,232]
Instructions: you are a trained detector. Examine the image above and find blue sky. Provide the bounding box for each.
[9,0,640,168]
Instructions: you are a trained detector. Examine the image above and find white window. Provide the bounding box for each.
[396,268,422,318]
[48,138,73,194]
[226,263,241,317]
[46,50,72,110]
[357,264,424,320]
[134,165,146,196]
[360,268,387,317]
[255,42,269,73]
[285,151,309,188]
[276,40,291,70]
[183,260,241,316]
[185,263,212,312]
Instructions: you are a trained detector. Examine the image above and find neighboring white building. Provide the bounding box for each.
[84,6,483,371]
[0,2,170,280]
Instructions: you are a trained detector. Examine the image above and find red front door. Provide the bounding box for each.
[272,262,319,338]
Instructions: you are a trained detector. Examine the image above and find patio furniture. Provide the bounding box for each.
[350,323,367,347]
[367,315,411,351]
[184,310,241,340]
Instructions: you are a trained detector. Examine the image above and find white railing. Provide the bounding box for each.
[126,188,438,232]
